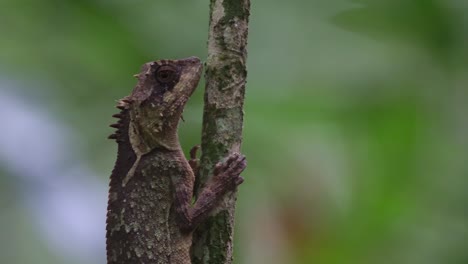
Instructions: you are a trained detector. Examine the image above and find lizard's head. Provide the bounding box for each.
[126,56,203,150]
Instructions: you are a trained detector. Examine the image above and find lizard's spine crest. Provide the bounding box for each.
[108,98,132,143]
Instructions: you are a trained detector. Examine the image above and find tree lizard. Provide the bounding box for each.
[106,56,247,264]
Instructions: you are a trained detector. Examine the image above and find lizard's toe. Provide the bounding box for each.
[234,176,244,186]
[226,154,247,176]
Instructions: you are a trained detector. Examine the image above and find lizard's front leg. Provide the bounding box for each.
[173,152,246,232]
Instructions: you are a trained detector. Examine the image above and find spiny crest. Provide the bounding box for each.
[108,97,132,143]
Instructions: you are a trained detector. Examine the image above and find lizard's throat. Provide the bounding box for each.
[128,102,184,152]
[128,119,181,153]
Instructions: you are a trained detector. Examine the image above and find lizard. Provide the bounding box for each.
[105,56,247,264]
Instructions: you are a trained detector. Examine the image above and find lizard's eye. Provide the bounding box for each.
[155,65,177,83]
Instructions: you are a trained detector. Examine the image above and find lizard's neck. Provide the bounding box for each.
[129,122,181,153]
[127,105,182,152]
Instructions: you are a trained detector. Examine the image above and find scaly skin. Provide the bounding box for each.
[106,57,246,264]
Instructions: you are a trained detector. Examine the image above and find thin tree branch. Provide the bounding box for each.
[191,0,250,263]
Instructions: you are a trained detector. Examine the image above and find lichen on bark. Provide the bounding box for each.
[191,0,250,263]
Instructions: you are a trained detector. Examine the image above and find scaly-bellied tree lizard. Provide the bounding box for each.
[106,57,247,264]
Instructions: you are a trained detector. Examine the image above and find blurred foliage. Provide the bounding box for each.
[333,0,458,62]
[1,0,468,264]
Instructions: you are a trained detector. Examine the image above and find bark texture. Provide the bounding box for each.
[191,0,250,263]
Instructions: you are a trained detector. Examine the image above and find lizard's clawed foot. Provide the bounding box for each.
[213,153,247,188]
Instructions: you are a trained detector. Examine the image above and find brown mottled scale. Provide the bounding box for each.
[106,57,246,264]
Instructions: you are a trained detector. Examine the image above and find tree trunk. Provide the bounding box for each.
[191,0,250,263]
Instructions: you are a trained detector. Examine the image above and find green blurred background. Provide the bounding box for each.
[1,0,467,263]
